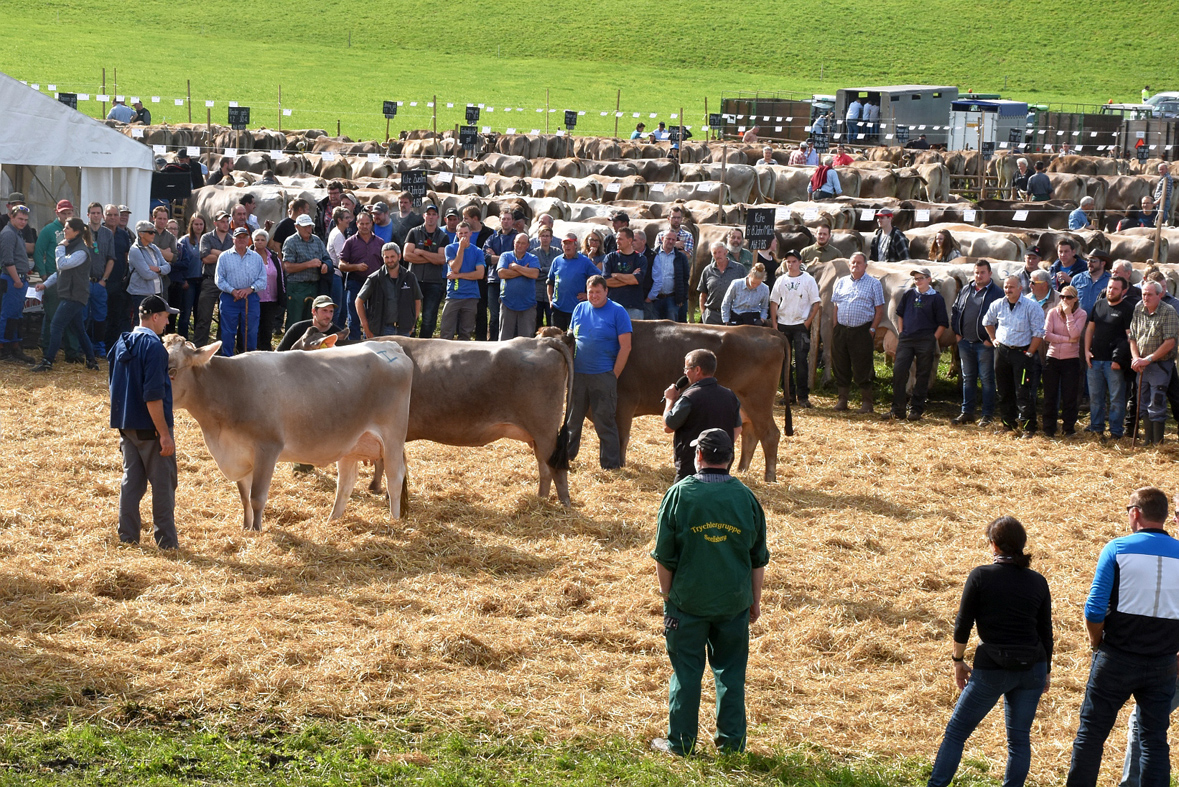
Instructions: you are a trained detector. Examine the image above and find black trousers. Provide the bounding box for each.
[1042,356,1082,434]
[890,334,939,416]
[995,343,1036,431]
[832,322,874,390]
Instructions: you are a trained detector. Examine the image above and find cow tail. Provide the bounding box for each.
[547,338,576,470]
[780,331,795,437]
[400,468,410,515]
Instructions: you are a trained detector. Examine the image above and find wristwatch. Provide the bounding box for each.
[951,655,965,662]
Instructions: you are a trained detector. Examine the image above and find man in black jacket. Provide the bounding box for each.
[950,260,1003,425]
[355,242,421,338]
[868,208,909,262]
[662,349,742,483]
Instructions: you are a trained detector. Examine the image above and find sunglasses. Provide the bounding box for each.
[1061,295,1076,300]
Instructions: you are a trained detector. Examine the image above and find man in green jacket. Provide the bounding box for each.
[650,428,769,756]
[34,200,81,360]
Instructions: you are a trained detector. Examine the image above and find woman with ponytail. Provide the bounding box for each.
[927,516,1053,787]
[32,217,98,371]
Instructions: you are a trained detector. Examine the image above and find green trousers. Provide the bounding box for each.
[663,600,750,754]
[285,281,318,333]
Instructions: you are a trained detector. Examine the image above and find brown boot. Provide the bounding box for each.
[834,387,850,411]
[858,387,874,414]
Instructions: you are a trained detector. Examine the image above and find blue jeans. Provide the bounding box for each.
[928,662,1047,787]
[418,282,445,338]
[44,298,95,363]
[958,339,996,416]
[1087,360,1127,436]
[0,275,28,342]
[218,292,260,356]
[345,278,366,340]
[646,295,678,321]
[329,276,347,330]
[1121,679,1179,787]
[1067,648,1177,787]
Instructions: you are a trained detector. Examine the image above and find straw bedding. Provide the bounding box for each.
[1,362,1174,782]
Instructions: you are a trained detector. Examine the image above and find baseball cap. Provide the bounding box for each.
[139,294,179,316]
[444,208,460,218]
[295,214,315,227]
[7,192,25,203]
[562,232,579,241]
[176,149,191,159]
[423,203,439,214]
[215,210,230,221]
[312,295,336,310]
[512,209,526,222]
[876,208,894,217]
[783,249,802,261]
[690,428,734,458]
[119,205,132,214]
[56,199,74,211]
[611,211,630,222]
[371,201,389,214]
[1025,248,1042,258]
[909,266,932,279]
[232,226,250,237]
[134,220,156,233]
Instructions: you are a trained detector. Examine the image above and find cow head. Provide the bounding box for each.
[291,326,349,351]
[165,334,221,378]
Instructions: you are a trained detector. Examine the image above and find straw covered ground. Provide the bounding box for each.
[1,360,1176,784]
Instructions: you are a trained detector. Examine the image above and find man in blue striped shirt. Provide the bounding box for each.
[215,227,267,355]
[831,253,884,413]
[983,276,1045,437]
[1067,487,1179,787]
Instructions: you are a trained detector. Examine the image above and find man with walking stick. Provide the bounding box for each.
[215,227,266,356]
[1129,281,1178,445]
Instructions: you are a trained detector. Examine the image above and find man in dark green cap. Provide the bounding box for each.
[650,428,769,756]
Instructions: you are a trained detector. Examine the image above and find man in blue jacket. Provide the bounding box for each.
[950,260,1003,425]
[1067,487,1179,787]
[109,295,179,550]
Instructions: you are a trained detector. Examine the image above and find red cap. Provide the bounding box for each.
[56,199,74,211]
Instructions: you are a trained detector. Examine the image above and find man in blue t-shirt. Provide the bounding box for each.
[602,227,649,322]
[568,276,632,469]
[497,233,540,340]
[108,295,179,550]
[439,222,485,340]
[547,232,602,331]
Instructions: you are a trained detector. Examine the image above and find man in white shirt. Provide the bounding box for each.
[768,250,820,407]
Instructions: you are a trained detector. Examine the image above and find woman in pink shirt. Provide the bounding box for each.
[253,229,286,351]
[1041,284,1087,437]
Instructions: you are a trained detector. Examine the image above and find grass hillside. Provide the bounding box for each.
[1,0,1175,142]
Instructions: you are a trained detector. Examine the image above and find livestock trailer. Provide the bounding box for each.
[833,85,958,147]
[948,99,1029,154]
[718,92,814,142]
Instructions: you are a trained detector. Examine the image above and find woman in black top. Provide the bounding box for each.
[928,516,1052,787]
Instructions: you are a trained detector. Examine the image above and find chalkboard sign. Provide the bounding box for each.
[465,105,480,124]
[812,133,830,153]
[564,110,577,130]
[228,106,250,130]
[403,169,428,207]
[708,113,722,128]
[981,141,995,161]
[459,125,478,147]
[745,208,776,251]
[895,124,910,145]
[1008,127,1023,144]
[1138,144,1149,162]
[668,126,682,144]
[383,101,398,119]
[57,92,78,110]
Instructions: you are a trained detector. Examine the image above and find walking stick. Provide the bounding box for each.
[1131,370,1144,447]
[243,292,250,352]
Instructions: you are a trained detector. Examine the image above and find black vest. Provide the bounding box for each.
[673,377,742,479]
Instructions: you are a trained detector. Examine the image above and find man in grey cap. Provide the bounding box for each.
[602,210,629,254]
[370,201,394,244]
[281,213,330,330]
[0,193,37,251]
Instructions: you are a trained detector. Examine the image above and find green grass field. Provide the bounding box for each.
[1,0,1176,142]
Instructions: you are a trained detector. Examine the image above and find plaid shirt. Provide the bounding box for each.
[281,232,329,283]
[832,273,884,327]
[1131,300,1179,361]
[654,228,695,257]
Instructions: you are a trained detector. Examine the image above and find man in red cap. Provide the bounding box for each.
[34,200,83,360]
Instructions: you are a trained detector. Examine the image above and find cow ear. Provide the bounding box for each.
[195,342,222,365]
[320,334,339,348]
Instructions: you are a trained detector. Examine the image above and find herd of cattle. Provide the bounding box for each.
[123,121,1179,528]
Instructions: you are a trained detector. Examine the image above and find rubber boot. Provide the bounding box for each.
[1150,420,1165,446]
[834,387,850,411]
[858,387,874,414]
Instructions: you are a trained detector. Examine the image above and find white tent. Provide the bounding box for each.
[0,71,152,229]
